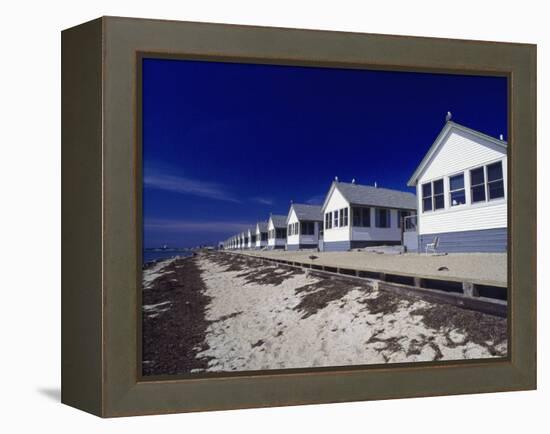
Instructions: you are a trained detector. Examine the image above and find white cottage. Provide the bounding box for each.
[407,120,507,253]
[267,214,287,249]
[286,203,323,251]
[321,180,416,251]
[255,221,268,249]
[240,231,248,250]
[247,227,256,249]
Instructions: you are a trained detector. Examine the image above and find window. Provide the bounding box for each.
[422,179,444,212]
[301,221,314,235]
[325,212,332,229]
[288,224,292,236]
[487,161,504,200]
[449,174,466,206]
[334,210,339,227]
[398,210,410,228]
[351,207,370,227]
[375,208,390,228]
[433,179,444,210]
[353,207,360,226]
[470,167,486,203]
[295,222,299,234]
[343,208,349,226]
[353,207,371,227]
[422,183,432,212]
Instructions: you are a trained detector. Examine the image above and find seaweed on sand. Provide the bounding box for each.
[142,257,213,376]
[410,305,507,355]
[293,278,373,319]
[237,265,304,286]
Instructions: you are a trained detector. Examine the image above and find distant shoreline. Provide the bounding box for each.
[143,250,193,267]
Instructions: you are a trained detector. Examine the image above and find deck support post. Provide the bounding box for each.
[463,282,479,297]
[413,277,422,287]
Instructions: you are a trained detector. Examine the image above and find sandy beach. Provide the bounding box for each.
[142,252,507,376]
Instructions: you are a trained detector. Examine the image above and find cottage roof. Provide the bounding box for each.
[322,181,416,211]
[288,203,323,222]
[269,214,287,228]
[256,221,268,232]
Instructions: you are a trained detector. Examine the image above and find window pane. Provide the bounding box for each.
[471,185,486,202]
[487,161,503,182]
[362,208,370,226]
[433,179,444,195]
[422,183,431,198]
[423,197,432,212]
[450,190,466,206]
[449,174,464,190]
[434,194,445,209]
[378,209,388,228]
[353,208,360,226]
[470,167,485,186]
[489,180,504,200]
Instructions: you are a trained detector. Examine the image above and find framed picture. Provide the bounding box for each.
[61,16,536,417]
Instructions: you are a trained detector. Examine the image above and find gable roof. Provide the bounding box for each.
[256,221,268,232]
[322,181,416,211]
[269,214,287,228]
[288,203,323,223]
[407,121,508,187]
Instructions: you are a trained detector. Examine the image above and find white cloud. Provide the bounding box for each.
[252,197,274,205]
[305,194,325,205]
[143,171,240,203]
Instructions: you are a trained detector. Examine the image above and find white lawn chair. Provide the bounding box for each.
[425,236,440,255]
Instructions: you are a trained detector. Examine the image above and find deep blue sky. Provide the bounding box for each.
[142,58,507,248]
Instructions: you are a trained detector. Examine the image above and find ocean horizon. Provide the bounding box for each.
[143,250,192,263]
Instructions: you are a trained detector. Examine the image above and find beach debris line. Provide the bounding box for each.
[141,256,213,376]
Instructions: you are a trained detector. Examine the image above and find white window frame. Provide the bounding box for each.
[486,161,505,201]
[449,172,466,207]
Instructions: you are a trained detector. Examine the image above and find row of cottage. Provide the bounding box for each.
[223,120,508,253]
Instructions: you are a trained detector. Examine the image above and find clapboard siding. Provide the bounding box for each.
[419,201,507,235]
[286,243,318,251]
[323,241,351,252]
[419,130,506,182]
[419,228,507,253]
